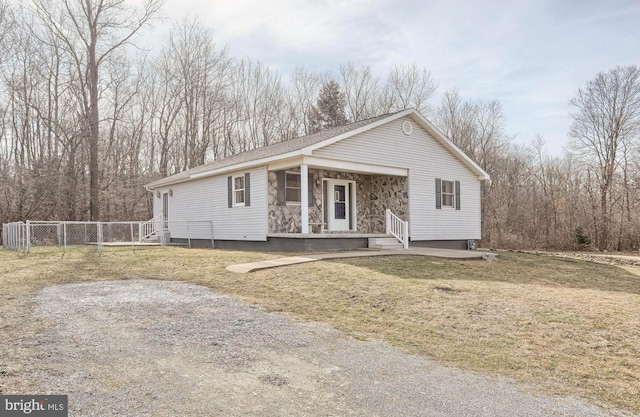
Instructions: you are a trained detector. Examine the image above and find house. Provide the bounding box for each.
[144,109,491,251]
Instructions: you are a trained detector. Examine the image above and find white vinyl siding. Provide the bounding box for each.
[312,117,482,240]
[155,166,268,241]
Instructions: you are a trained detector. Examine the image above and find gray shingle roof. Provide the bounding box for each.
[145,112,399,189]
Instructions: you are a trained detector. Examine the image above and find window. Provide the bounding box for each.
[228,173,250,208]
[285,172,301,203]
[435,178,460,210]
[276,170,312,207]
[233,175,245,206]
[441,180,455,208]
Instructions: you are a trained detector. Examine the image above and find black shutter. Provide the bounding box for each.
[323,181,328,226]
[276,171,286,205]
[244,173,251,207]
[308,173,314,208]
[435,178,442,209]
[455,180,461,210]
[227,176,233,208]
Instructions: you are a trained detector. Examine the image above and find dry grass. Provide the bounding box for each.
[1,246,639,413]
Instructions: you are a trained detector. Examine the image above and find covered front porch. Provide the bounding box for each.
[266,155,409,248]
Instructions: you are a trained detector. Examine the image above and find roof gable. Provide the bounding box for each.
[406,111,491,181]
[145,109,490,189]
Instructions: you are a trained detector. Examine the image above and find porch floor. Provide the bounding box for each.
[267,233,388,239]
[226,247,493,274]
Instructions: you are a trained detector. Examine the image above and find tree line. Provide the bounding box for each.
[1,0,639,251]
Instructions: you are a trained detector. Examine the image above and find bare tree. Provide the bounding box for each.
[234,59,289,150]
[0,5,72,221]
[339,62,379,122]
[165,19,231,169]
[569,65,640,250]
[149,50,184,176]
[436,89,509,173]
[288,67,321,135]
[0,0,12,58]
[380,63,438,115]
[32,0,162,220]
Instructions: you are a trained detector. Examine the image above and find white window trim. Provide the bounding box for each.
[233,175,245,207]
[285,171,302,205]
[441,179,456,209]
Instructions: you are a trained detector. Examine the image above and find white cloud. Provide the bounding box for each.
[163,0,396,68]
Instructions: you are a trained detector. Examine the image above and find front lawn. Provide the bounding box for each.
[1,247,638,413]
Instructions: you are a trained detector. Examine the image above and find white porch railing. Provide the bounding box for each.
[386,209,409,249]
[138,215,162,242]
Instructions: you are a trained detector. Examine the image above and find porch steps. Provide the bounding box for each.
[368,237,404,250]
[142,234,161,244]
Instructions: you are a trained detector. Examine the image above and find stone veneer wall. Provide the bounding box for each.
[268,169,408,234]
[357,173,408,233]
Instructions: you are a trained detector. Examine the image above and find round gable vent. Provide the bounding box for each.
[402,120,413,135]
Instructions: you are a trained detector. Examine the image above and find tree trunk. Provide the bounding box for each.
[599,186,609,250]
[89,31,100,221]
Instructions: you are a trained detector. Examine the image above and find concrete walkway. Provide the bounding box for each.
[226,247,491,273]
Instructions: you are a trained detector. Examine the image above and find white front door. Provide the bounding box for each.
[327,180,353,231]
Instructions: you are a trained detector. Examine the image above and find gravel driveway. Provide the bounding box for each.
[5,280,624,416]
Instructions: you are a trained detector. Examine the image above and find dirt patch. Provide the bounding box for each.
[1,279,624,416]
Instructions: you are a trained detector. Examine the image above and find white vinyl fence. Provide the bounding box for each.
[2,219,215,253]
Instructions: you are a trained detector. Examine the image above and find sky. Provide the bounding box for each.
[160,0,640,155]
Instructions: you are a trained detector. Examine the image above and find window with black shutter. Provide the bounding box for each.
[228,173,250,207]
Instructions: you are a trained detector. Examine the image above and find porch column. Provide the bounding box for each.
[301,163,309,234]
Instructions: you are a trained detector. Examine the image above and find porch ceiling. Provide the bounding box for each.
[267,155,408,176]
